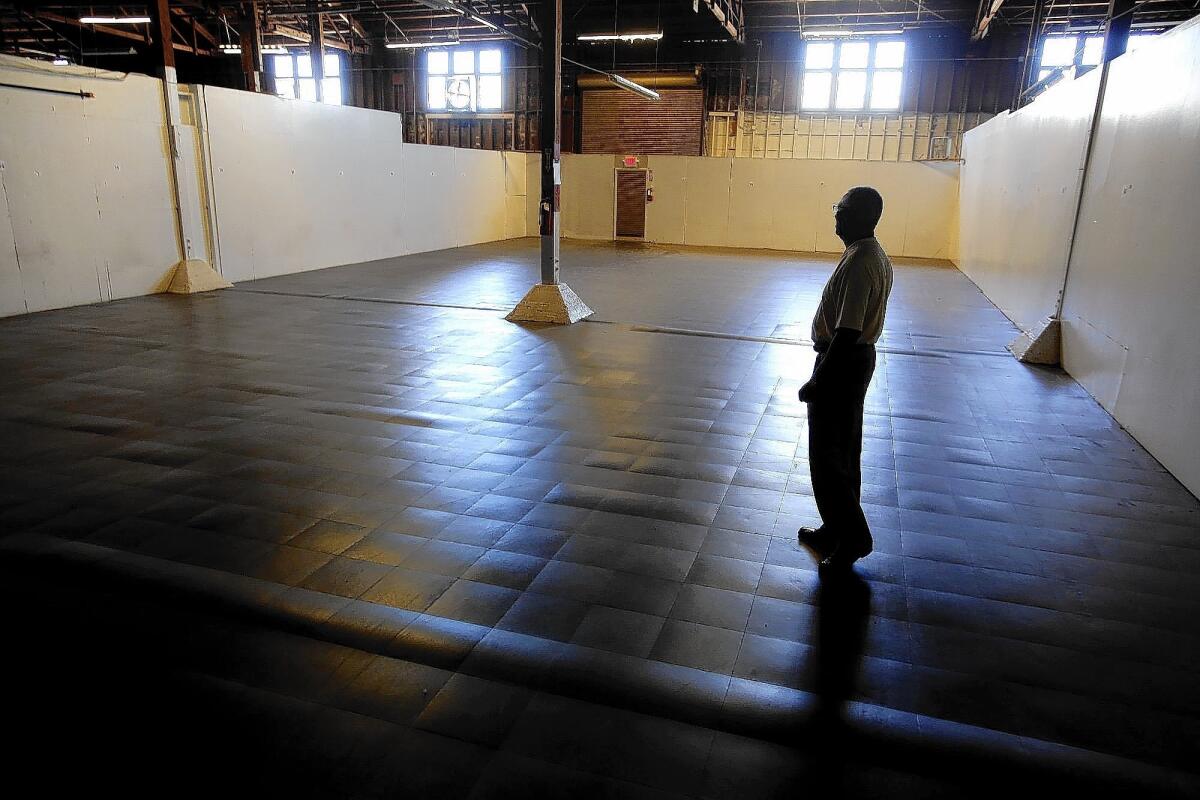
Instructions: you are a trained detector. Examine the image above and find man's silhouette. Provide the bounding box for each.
[797,187,893,571]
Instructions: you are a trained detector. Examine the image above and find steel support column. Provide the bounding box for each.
[538,0,562,285]
[504,0,592,324]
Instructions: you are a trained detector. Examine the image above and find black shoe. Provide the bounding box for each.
[818,539,873,572]
[797,526,836,562]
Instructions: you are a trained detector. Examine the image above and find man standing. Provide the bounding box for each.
[798,187,893,571]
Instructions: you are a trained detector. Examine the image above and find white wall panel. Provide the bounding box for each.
[560,154,615,240]
[1060,19,1200,495]
[562,153,957,259]
[502,151,528,239]
[956,72,1099,333]
[202,85,517,283]
[725,160,776,249]
[524,153,540,235]
[643,156,687,244]
[680,158,733,248]
[0,57,178,316]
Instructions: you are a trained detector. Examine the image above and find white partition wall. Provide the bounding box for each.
[1059,20,1200,495]
[559,154,617,241]
[559,153,959,260]
[956,70,1100,334]
[0,57,179,316]
[956,19,1200,496]
[201,85,524,283]
[0,63,529,316]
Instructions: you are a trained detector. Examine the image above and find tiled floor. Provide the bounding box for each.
[2,238,1199,797]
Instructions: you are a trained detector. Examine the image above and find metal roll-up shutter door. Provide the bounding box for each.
[615,170,648,239]
[581,89,704,155]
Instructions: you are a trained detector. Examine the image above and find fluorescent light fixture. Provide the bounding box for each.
[609,73,660,100]
[223,44,288,55]
[80,16,151,24]
[385,40,456,49]
[802,28,903,37]
[578,32,664,43]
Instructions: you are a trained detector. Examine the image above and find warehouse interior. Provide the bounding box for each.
[1,1,1199,797]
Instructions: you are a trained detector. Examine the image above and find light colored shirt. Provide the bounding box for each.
[811,237,893,346]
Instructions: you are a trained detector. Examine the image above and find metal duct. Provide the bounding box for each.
[577,72,701,90]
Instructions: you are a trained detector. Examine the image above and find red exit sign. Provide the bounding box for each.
[622,156,640,167]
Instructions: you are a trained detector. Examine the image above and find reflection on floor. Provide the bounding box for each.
[2,239,1198,797]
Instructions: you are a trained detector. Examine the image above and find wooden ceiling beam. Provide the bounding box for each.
[265,21,365,52]
[35,10,210,54]
[171,7,219,47]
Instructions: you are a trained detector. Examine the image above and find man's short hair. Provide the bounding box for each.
[844,186,884,229]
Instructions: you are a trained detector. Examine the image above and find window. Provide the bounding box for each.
[426,48,502,112]
[801,39,905,112]
[272,52,342,104]
[1037,32,1158,87]
[1037,35,1101,85]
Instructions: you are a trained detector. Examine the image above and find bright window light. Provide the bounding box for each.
[875,41,905,69]
[479,49,502,74]
[478,75,502,110]
[839,42,870,69]
[273,53,343,104]
[427,76,447,110]
[805,42,834,69]
[426,48,502,112]
[802,38,904,112]
[835,71,868,109]
[801,71,833,109]
[1041,36,1077,67]
[870,71,902,109]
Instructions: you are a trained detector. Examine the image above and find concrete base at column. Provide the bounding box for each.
[506,283,594,325]
[1008,317,1061,365]
[158,259,234,295]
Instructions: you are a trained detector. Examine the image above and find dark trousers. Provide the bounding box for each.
[807,345,876,549]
